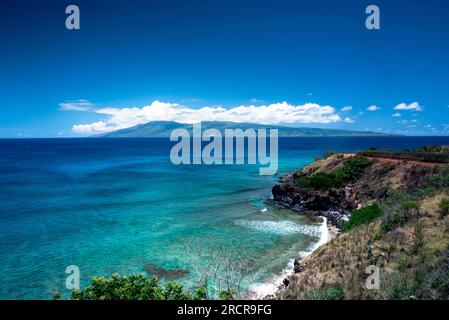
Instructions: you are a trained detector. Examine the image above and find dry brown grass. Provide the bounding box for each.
[279,189,449,299]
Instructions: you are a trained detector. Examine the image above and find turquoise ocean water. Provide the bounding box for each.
[1,136,449,299]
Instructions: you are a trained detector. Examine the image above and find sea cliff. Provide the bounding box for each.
[266,149,449,300]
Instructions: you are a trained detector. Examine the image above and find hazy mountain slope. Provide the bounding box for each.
[96,121,399,137]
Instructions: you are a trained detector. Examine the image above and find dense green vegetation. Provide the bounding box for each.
[359,146,449,164]
[295,156,373,190]
[342,204,383,231]
[54,273,208,300]
[296,171,345,190]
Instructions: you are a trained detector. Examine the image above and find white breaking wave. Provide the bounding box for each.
[235,219,322,238]
[249,217,329,299]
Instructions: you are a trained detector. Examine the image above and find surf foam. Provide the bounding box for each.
[235,219,322,237]
[249,217,329,299]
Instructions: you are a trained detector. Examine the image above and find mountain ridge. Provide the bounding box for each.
[95,121,401,138]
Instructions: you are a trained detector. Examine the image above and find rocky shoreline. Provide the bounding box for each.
[256,151,449,300]
[258,156,363,297]
[259,206,340,297]
[249,215,334,299]
[264,170,355,230]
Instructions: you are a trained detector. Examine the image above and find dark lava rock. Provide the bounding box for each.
[293,258,306,273]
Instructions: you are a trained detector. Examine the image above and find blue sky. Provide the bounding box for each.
[1,0,449,137]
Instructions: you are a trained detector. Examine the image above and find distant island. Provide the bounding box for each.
[95,121,400,138]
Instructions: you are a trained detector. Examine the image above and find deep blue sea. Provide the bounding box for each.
[1,136,449,299]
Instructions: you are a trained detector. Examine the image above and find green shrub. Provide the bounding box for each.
[439,198,449,218]
[295,177,311,188]
[341,156,373,181]
[389,279,416,300]
[343,204,383,231]
[295,172,344,190]
[62,273,205,300]
[218,289,237,300]
[401,200,419,211]
[382,211,407,232]
[295,156,372,190]
[310,172,344,190]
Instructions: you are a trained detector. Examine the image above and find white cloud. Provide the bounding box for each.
[250,98,265,103]
[340,106,353,112]
[392,112,402,117]
[59,99,94,111]
[72,121,111,134]
[344,117,355,123]
[367,105,380,111]
[71,100,342,134]
[393,102,422,111]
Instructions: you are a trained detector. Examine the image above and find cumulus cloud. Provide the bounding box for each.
[344,117,355,123]
[367,105,380,111]
[394,102,422,111]
[392,112,402,117]
[59,99,94,111]
[71,100,342,134]
[340,106,353,112]
[72,121,111,134]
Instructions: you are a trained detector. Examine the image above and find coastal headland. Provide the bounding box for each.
[265,146,449,300]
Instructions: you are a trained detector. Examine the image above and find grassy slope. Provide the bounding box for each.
[280,156,449,300]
